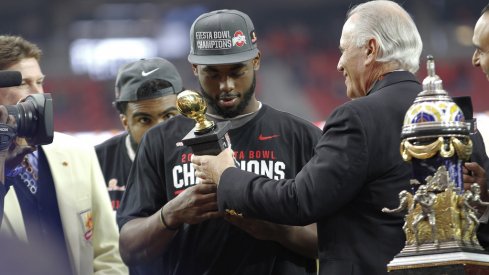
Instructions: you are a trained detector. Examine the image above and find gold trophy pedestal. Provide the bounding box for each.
[177,90,232,156]
[386,178,489,274]
[181,121,231,156]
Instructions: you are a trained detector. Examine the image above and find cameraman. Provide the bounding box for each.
[0,35,128,275]
[0,105,68,274]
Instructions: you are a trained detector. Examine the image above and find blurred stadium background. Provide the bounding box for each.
[1,0,488,144]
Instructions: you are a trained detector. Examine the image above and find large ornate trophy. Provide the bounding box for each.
[177,90,231,156]
[386,56,489,274]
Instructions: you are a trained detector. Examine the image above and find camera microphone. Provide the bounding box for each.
[0,71,22,88]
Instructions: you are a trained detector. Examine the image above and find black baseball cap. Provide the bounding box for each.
[188,9,259,65]
[114,57,183,102]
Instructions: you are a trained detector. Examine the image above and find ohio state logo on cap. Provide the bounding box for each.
[232,30,247,47]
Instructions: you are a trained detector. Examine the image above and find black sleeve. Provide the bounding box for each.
[116,130,166,229]
[217,105,368,225]
[470,131,489,173]
[471,131,489,250]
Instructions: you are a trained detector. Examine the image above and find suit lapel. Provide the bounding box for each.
[1,188,28,242]
[41,144,81,275]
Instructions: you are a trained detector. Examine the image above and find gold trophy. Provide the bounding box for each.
[177,90,231,156]
[385,56,489,274]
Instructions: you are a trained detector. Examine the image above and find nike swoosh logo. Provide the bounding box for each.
[258,134,280,141]
[141,68,159,77]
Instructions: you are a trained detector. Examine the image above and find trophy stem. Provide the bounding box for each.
[194,114,215,134]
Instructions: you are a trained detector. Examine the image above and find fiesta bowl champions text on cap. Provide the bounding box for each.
[188,9,259,65]
[115,57,183,102]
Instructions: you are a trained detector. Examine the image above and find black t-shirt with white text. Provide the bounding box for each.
[118,104,321,275]
[96,133,132,210]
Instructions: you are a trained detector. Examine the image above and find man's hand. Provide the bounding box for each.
[0,106,15,156]
[463,162,488,201]
[0,106,18,185]
[4,137,35,172]
[0,105,35,173]
[162,183,222,228]
[192,148,236,185]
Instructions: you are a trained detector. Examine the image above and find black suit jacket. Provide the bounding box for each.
[217,71,421,275]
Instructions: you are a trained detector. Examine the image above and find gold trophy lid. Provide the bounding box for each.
[401,56,470,139]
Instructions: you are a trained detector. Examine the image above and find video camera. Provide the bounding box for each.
[0,70,54,149]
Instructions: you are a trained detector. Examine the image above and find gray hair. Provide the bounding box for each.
[347,0,422,73]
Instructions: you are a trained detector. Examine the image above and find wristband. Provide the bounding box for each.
[159,208,179,231]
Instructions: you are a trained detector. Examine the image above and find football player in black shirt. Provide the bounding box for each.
[96,57,183,210]
[117,10,321,275]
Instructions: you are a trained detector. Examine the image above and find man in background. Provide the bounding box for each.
[473,3,489,154]
[0,35,128,275]
[468,2,489,248]
[96,57,183,210]
[473,4,489,83]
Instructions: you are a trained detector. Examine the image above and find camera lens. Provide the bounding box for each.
[2,94,53,145]
[5,100,37,137]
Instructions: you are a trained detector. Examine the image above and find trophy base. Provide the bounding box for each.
[397,241,485,257]
[182,121,231,156]
[388,244,489,274]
